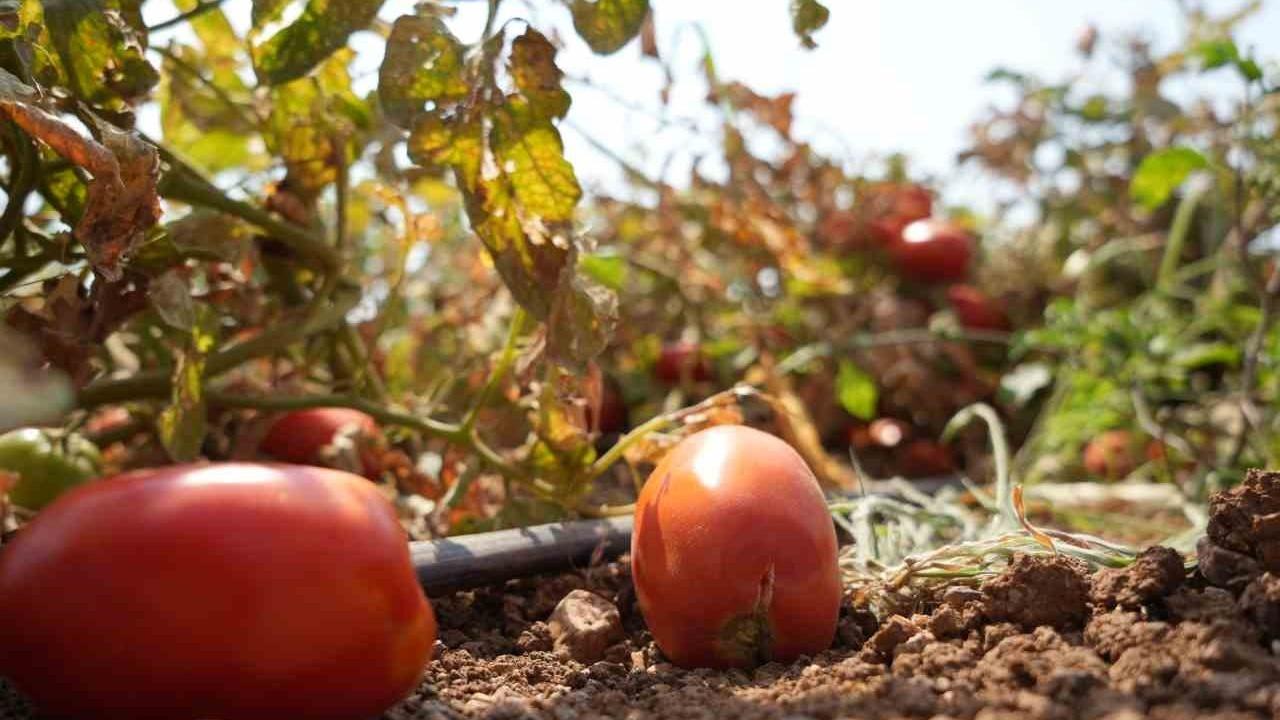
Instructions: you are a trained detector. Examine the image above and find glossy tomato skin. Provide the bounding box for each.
[0,428,101,510]
[631,426,840,669]
[946,285,1011,331]
[0,463,435,720]
[260,407,381,476]
[653,342,714,385]
[890,219,974,284]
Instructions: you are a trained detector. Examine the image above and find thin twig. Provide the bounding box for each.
[147,0,228,33]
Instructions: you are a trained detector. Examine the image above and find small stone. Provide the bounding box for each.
[547,589,625,664]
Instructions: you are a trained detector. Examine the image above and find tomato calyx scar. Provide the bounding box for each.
[716,564,775,667]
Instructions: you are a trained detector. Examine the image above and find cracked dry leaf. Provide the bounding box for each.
[0,68,160,278]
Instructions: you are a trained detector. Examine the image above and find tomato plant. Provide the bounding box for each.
[0,462,435,720]
[259,408,382,477]
[889,219,974,283]
[631,425,840,668]
[0,428,101,510]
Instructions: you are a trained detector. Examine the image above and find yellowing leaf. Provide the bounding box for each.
[253,0,381,86]
[571,0,649,55]
[378,14,469,128]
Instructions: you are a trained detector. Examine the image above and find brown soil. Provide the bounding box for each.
[5,473,1280,719]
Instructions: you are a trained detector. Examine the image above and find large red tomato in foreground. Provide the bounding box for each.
[0,463,435,720]
[890,219,974,283]
[631,425,840,669]
[260,407,381,476]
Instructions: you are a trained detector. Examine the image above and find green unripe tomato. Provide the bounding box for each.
[0,428,102,510]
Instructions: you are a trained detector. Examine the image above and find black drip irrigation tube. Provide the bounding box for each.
[410,474,963,595]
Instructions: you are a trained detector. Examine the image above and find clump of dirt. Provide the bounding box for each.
[979,553,1091,629]
[1201,469,1280,588]
[1091,545,1185,608]
[5,473,1280,719]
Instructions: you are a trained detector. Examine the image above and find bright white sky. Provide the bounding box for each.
[143,0,1280,212]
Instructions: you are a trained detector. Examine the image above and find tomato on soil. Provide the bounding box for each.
[259,407,382,476]
[946,285,1011,331]
[0,462,435,720]
[0,428,101,510]
[653,341,714,385]
[890,219,974,283]
[631,425,841,669]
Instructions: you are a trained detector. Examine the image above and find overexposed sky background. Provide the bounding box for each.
[143,0,1280,212]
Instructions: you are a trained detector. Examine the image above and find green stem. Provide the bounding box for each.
[156,153,340,273]
[147,0,227,32]
[77,287,360,407]
[943,403,1016,529]
[1158,184,1205,291]
[462,307,527,432]
[586,386,751,482]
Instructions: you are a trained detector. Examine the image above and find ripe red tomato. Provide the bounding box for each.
[587,374,629,436]
[631,425,840,668]
[864,183,932,246]
[946,285,1011,331]
[1083,430,1141,480]
[260,407,381,476]
[0,463,435,720]
[890,219,974,284]
[898,439,956,478]
[653,341,714,385]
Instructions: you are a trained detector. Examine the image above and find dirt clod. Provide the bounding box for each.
[981,553,1091,630]
[547,589,624,664]
[1091,546,1185,609]
[1239,573,1280,640]
[1207,469,1280,572]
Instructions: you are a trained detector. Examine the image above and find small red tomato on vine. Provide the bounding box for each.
[890,219,974,284]
[653,341,714,385]
[631,425,841,668]
[1083,430,1141,480]
[260,407,382,477]
[946,285,1010,331]
[0,462,436,720]
[0,428,101,510]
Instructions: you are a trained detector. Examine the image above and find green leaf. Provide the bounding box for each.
[1130,147,1209,210]
[157,309,217,462]
[579,252,627,290]
[377,14,469,128]
[570,0,649,55]
[251,0,290,26]
[1171,342,1241,370]
[43,0,158,104]
[1194,39,1240,70]
[252,0,382,86]
[835,360,877,420]
[790,0,829,49]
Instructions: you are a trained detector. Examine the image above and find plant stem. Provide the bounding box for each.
[147,0,228,32]
[77,287,360,407]
[462,307,527,432]
[1157,183,1205,291]
[156,153,340,273]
